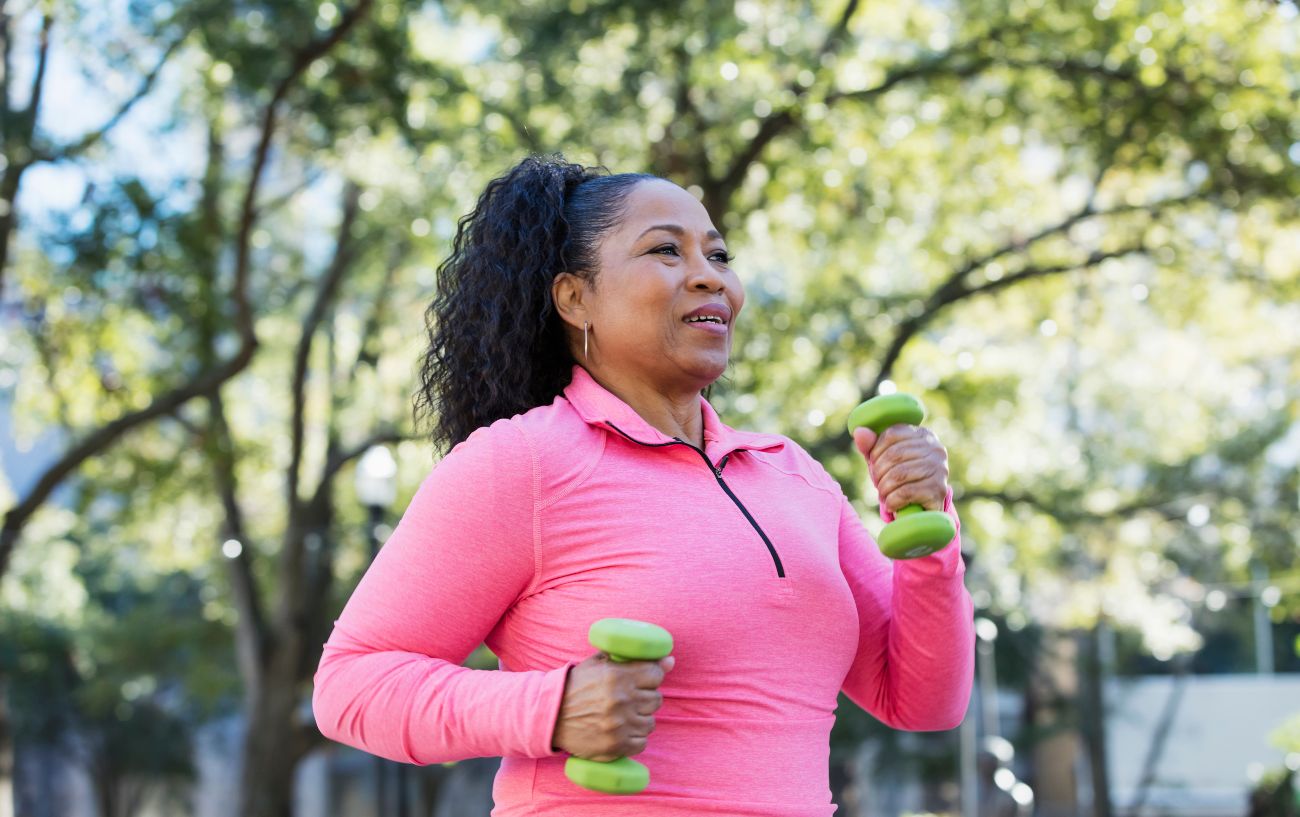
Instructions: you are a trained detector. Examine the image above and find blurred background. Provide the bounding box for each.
[1,0,1298,816]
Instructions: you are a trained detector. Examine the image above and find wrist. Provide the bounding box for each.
[550,665,573,753]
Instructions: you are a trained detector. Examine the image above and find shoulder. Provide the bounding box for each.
[744,433,846,498]
[443,393,603,503]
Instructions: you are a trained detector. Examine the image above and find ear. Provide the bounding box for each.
[551,271,590,329]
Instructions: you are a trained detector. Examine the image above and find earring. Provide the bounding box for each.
[583,321,589,360]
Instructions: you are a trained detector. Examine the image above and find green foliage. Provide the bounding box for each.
[2,0,1299,804]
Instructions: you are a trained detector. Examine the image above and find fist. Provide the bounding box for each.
[852,424,949,513]
[551,653,674,762]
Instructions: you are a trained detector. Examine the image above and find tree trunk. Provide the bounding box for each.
[1078,626,1112,817]
[1028,631,1082,817]
[237,655,304,817]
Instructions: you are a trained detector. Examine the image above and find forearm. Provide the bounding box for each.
[872,541,974,730]
[841,491,975,730]
[312,635,572,764]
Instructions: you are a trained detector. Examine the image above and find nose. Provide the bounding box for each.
[686,251,727,292]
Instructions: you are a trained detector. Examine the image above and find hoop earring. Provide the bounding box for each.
[583,321,589,360]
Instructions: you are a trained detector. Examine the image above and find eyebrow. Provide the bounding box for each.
[637,224,724,242]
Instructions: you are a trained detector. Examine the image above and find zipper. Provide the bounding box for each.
[605,423,786,578]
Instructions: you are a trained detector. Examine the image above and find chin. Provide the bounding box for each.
[684,357,728,387]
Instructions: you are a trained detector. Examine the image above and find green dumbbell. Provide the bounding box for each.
[564,618,674,795]
[846,393,957,560]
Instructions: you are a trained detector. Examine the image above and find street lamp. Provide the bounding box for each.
[354,444,402,817]
[355,445,398,514]
[975,617,1001,738]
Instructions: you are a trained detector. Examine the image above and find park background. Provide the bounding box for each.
[1,0,1298,816]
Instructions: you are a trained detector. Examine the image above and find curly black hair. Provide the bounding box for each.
[414,153,660,454]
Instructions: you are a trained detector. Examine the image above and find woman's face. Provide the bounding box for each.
[555,179,744,393]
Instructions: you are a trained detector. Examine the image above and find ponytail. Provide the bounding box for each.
[414,153,657,454]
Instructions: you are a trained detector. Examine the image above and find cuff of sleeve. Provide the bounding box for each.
[535,661,576,759]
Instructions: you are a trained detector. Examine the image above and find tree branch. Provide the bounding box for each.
[24,305,75,433]
[2,8,12,140]
[205,388,270,686]
[254,165,327,220]
[870,243,1148,395]
[23,13,51,132]
[307,429,415,516]
[957,488,1191,525]
[0,1,374,582]
[867,182,1206,395]
[346,238,405,387]
[287,183,361,518]
[38,36,184,163]
[704,0,866,214]
[232,0,374,344]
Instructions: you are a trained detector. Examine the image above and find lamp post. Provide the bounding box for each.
[355,445,402,817]
[975,617,1001,738]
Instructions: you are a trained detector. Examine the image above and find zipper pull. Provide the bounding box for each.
[715,454,731,477]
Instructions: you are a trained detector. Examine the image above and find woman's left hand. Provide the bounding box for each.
[851,424,950,513]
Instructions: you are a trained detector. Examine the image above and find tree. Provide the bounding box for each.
[4,2,1298,815]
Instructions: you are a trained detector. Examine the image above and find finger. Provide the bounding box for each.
[633,662,666,689]
[852,427,877,460]
[881,475,949,512]
[871,446,945,493]
[875,456,948,499]
[871,425,941,462]
[873,450,946,494]
[634,689,664,715]
[872,434,946,473]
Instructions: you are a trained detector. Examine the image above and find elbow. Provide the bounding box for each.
[311,648,368,751]
[866,663,975,733]
[310,667,344,746]
[917,663,975,732]
[880,699,969,733]
[912,699,970,732]
[310,651,444,766]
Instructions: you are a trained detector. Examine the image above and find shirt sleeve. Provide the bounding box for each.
[311,419,574,765]
[837,485,975,731]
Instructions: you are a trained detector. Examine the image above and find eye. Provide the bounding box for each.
[651,245,734,265]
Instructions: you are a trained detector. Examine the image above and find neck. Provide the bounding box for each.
[583,365,705,449]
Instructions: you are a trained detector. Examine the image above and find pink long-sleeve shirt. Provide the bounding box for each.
[312,364,974,816]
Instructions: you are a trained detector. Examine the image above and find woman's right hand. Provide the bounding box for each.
[551,652,674,761]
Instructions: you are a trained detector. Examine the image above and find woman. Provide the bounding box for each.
[312,153,974,816]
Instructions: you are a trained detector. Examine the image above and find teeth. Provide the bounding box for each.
[686,316,724,324]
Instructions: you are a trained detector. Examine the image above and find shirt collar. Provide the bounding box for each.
[562,364,785,458]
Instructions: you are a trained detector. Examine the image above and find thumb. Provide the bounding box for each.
[659,655,675,672]
[852,426,878,460]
